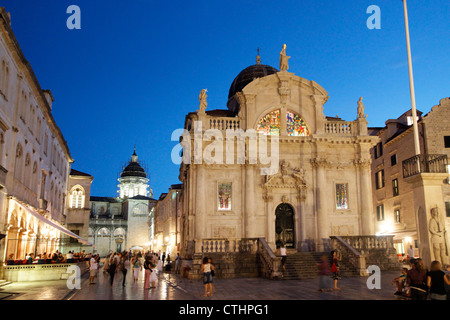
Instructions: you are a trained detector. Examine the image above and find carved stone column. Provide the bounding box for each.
[245,164,255,237]
[356,159,375,235]
[195,165,206,252]
[263,193,274,249]
[311,158,329,251]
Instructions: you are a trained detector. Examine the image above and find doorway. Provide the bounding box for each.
[275,203,295,248]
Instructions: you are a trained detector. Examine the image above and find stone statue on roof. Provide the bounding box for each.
[357,97,367,119]
[279,44,290,71]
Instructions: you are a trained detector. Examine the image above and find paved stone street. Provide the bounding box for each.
[0,269,405,301]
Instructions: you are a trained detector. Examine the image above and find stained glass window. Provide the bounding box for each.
[257,109,310,136]
[287,111,310,136]
[257,110,280,136]
[335,184,348,210]
[218,182,232,211]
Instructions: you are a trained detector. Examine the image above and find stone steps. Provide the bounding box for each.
[278,251,360,280]
[0,279,12,287]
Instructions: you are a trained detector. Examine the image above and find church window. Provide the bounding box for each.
[70,186,84,208]
[335,183,348,210]
[286,111,310,136]
[218,182,232,211]
[257,110,280,136]
[257,109,310,136]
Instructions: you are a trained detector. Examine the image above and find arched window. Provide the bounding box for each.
[257,109,310,136]
[257,109,280,136]
[70,186,85,209]
[286,111,310,136]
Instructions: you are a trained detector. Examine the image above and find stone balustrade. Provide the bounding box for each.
[209,118,241,131]
[3,261,88,282]
[324,120,354,135]
[201,238,258,254]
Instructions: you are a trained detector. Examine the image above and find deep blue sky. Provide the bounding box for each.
[4,0,450,198]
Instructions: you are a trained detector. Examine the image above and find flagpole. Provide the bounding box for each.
[402,0,421,156]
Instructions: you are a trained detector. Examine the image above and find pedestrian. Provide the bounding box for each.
[318,254,333,292]
[149,257,157,288]
[407,258,428,300]
[278,244,287,271]
[132,254,142,283]
[108,253,117,286]
[103,253,110,274]
[201,256,214,297]
[175,253,182,274]
[157,254,163,273]
[89,254,98,284]
[121,253,130,287]
[427,260,450,300]
[208,258,216,294]
[330,250,341,290]
[143,256,153,289]
[407,245,415,261]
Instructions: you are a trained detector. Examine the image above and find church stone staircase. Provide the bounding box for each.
[277,249,361,280]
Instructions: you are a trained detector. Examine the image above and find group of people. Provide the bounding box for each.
[16,250,89,264]
[95,250,172,289]
[392,258,450,300]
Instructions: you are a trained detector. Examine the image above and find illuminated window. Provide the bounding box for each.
[377,204,385,221]
[218,182,232,211]
[394,209,401,223]
[70,186,85,208]
[257,109,310,136]
[392,178,399,196]
[286,111,310,136]
[257,109,280,136]
[335,183,348,210]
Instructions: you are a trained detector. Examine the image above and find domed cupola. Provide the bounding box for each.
[120,149,147,179]
[117,147,152,199]
[227,50,278,114]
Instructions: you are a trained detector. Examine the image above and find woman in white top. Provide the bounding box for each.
[201,257,215,297]
[278,244,287,271]
[157,254,163,273]
[89,254,98,284]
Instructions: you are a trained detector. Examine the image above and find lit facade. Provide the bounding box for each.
[178,51,379,256]
[369,98,450,264]
[0,8,87,275]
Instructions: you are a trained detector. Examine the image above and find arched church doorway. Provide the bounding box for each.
[275,203,295,248]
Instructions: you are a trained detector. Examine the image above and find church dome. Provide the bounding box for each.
[228,63,279,99]
[120,150,147,178]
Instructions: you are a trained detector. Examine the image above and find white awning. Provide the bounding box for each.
[14,200,92,245]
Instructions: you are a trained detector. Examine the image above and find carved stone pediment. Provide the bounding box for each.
[263,160,307,190]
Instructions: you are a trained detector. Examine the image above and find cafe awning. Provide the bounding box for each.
[14,200,92,245]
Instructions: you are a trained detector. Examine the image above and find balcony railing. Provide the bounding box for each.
[402,154,448,179]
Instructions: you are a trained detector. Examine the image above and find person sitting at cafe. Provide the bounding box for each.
[26,253,34,263]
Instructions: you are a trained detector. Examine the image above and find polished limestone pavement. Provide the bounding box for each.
[0,267,405,300]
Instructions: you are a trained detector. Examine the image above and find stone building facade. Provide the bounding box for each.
[369,97,450,265]
[177,49,379,258]
[87,150,156,257]
[0,8,87,276]
[151,184,182,257]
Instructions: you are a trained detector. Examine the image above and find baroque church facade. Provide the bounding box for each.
[178,47,379,256]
